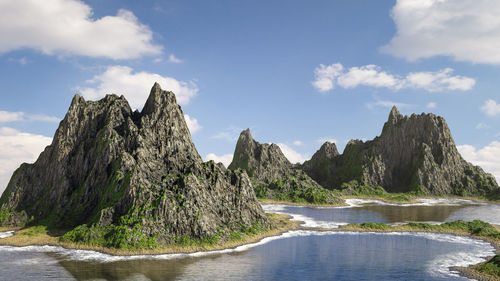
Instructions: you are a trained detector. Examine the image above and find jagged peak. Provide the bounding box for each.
[142,82,177,116]
[388,106,402,123]
[319,141,339,157]
[240,128,253,139]
[70,94,85,107]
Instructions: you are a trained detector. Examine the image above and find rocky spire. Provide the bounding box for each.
[0,83,271,244]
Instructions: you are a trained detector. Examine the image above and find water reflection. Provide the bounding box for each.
[53,231,493,281]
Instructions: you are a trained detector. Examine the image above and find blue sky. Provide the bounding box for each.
[1,0,500,195]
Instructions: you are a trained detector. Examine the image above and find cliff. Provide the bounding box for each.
[302,106,499,197]
[228,129,340,204]
[0,83,271,247]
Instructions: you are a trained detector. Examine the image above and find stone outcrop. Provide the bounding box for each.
[0,83,271,243]
[229,129,340,204]
[301,142,340,189]
[302,106,499,197]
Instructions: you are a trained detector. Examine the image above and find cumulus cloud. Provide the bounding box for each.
[382,0,500,64]
[78,65,198,109]
[277,143,306,164]
[204,153,233,168]
[457,142,500,181]
[184,114,201,134]
[0,127,52,195]
[426,102,437,109]
[312,63,474,93]
[292,140,303,146]
[481,99,500,116]
[312,63,344,92]
[0,110,59,123]
[0,0,161,59]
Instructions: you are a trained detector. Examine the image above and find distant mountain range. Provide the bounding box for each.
[230,107,499,202]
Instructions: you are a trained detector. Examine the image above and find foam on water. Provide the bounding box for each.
[0,231,14,239]
[344,198,484,208]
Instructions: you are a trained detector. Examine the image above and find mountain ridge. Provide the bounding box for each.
[0,83,271,247]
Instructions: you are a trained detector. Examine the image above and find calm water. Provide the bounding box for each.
[0,198,499,281]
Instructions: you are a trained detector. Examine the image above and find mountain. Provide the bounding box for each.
[0,83,271,247]
[302,106,499,197]
[228,129,340,204]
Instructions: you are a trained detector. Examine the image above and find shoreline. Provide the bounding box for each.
[260,195,499,207]
[1,199,499,280]
[0,213,301,256]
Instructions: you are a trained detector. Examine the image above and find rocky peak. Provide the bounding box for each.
[229,129,291,179]
[301,141,340,189]
[229,130,340,204]
[0,83,271,244]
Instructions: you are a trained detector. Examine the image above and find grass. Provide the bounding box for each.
[0,213,299,256]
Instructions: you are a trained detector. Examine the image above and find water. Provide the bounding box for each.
[262,198,500,227]
[0,198,498,281]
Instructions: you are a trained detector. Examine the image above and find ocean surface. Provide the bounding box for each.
[1,198,499,281]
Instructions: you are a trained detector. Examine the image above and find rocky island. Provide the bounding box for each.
[0,83,275,250]
[229,106,499,204]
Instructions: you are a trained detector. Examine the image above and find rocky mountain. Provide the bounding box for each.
[228,129,340,204]
[0,83,271,246]
[302,106,499,197]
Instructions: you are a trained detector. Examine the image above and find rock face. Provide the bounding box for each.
[301,142,340,189]
[0,83,270,243]
[303,106,499,197]
[229,129,340,204]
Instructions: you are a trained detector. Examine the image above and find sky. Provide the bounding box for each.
[1,0,500,195]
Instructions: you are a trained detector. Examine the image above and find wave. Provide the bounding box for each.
[0,231,14,239]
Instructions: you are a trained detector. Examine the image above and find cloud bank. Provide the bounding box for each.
[312,63,474,93]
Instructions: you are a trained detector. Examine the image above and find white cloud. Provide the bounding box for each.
[311,63,343,92]
[457,142,500,182]
[204,153,233,168]
[0,110,60,123]
[475,123,489,130]
[426,102,437,109]
[0,127,52,195]
[78,65,198,109]
[292,140,303,146]
[184,114,201,134]
[312,63,474,93]
[405,68,475,92]
[0,0,161,59]
[481,99,500,117]
[0,111,23,123]
[337,65,401,89]
[381,0,500,64]
[317,137,338,144]
[168,54,182,63]
[277,143,306,164]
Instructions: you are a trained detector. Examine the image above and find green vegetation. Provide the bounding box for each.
[0,207,12,224]
[338,180,414,202]
[345,220,500,239]
[21,225,48,236]
[60,223,160,249]
[475,255,500,277]
[60,219,271,250]
[254,175,341,205]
